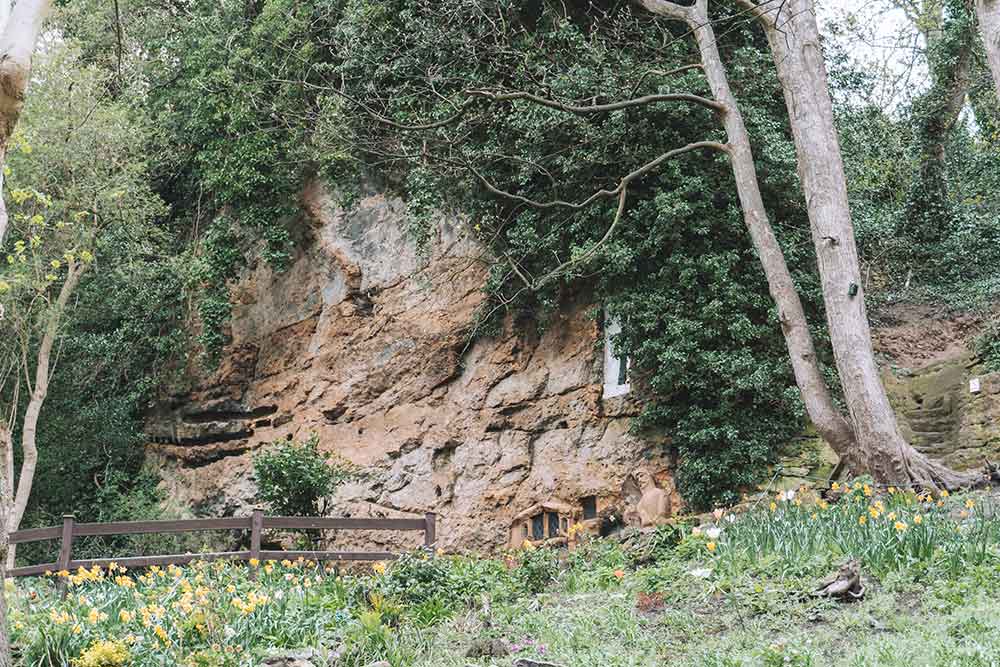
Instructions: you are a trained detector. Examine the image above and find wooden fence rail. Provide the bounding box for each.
[7,509,437,579]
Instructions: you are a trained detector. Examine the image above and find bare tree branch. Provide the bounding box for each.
[463,140,729,212]
[465,87,726,114]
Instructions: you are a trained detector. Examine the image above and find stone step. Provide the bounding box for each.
[904,407,954,419]
[905,415,956,427]
[910,430,955,439]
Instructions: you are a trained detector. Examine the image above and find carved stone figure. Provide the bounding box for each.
[631,470,672,528]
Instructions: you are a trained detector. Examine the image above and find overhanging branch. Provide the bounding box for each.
[474,140,730,290]
[465,88,725,114]
[465,140,729,212]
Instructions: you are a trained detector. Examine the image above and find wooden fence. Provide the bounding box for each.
[7,510,437,579]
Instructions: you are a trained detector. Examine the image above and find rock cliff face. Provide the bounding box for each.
[148,186,1000,551]
[884,355,1000,470]
[146,184,674,552]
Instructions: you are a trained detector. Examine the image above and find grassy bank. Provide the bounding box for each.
[10,480,1000,666]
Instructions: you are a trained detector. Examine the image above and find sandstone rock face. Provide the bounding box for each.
[147,184,674,552]
[884,353,1000,470]
[774,310,1000,489]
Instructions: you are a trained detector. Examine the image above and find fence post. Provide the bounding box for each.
[56,514,75,597]
[249,508,263,580]
[424,512,437,553]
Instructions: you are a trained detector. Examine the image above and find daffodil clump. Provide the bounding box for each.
[7,549,554,667]
[8,557,383,667]
[695,479,999,577]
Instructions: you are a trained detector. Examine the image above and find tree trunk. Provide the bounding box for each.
[747,0,980,489]
[978,0,1000,97]
[0,510,9,667]
[639,0,862,466]
[0,0,52,246]
[0,421,11,667]
[6,263,84,568]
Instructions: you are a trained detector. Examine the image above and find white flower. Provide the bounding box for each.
[689,568,713,579]
[783,489,796,501]
[726,514,737,523]
[705,527,722,540]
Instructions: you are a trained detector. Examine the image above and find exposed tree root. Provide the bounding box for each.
[813,560,864,601]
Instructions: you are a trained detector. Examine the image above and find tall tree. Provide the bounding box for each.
[0,0,52,246]
[0,40,165,574]
[633,0,858,461]
[737,0,979,488]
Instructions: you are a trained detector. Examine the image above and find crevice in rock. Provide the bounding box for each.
[149,429,254,446]
[179,445,254,468]
[432,441,459,470]
[323,405,349,424]
[181,405,277,424]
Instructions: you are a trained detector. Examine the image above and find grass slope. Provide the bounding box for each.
[10,479,1000,667]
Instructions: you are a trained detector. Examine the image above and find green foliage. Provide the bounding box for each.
[16,486,1000,666]
[1,40,184,541]
[511,545,561,595]
[976,320,1000,371]
[324,0,823,508]
[376,552,454,606]
[709,482,1000,579]
[20,472,201,566]
[833,1,1000,311]
[184,218,243,358]
[253,434,354,517]
[40,0,1000,519]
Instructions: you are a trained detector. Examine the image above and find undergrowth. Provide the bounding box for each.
[12,482,1000,667]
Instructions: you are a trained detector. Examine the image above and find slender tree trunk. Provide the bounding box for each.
[0,0,52,246]
[639,0,862,466]
[6,263,84,568]
[978,0,1000,97]
[0,145,7,246]
[0,421,11,667]
[745,0,980,488]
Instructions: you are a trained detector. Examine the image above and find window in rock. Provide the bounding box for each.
[548,512,560,537]
[581,495,597,520]
[603,313,630,398]
[531,513,545,540]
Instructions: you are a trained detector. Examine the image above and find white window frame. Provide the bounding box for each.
[603,313,630,398]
